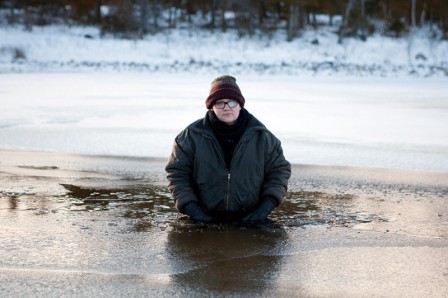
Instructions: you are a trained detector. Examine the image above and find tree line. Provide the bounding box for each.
[1,0,447,40]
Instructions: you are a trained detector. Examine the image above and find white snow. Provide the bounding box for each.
[1,25,447,76]
[0,25,447,173]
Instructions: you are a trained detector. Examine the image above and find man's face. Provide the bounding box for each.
[212,99,241,125]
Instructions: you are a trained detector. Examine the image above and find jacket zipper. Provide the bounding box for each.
[204,131,252,213]
[226,136,251,212]
[226,172,231,212]
[204,135,230,211]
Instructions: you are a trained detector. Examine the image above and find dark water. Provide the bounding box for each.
[52,184,386,230]
[0,183,387,235]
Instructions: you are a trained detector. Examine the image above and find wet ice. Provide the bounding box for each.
[0,184,388,230]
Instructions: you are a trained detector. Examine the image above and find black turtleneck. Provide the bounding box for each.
[206,108,249,169]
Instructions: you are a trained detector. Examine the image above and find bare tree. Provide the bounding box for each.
[420,1,427,26]
[95,0,102,24]
[286,0,302,42]
[338,0,354,42]
[140,0,148,34]
[210,0,217,28]
[360,0,367,39]
[411,0,417,27]
[338,0,368,42]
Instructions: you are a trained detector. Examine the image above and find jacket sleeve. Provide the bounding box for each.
[165,129,199,213]
[262,133,291,205]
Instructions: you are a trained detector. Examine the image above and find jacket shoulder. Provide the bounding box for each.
[174,117,211,145]
[246,113,279,142]
[246,112,264,128]
[186,118,205,129]
[186,117,213,133]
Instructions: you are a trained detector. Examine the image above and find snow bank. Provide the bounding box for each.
[1,25,447,77]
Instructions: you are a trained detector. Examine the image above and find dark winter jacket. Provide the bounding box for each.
[165,110,291,217]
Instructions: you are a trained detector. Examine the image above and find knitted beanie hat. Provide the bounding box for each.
[205,75,245,109]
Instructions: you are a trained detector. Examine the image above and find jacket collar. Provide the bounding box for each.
[188,109,267,138]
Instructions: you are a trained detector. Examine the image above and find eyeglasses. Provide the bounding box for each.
[214,100,238,109]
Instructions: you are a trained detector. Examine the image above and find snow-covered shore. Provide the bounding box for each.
[1,24,447,76]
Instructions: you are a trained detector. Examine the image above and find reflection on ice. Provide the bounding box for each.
[166,226,287,295]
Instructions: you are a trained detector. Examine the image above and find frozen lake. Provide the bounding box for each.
[0,72,447,172]
[1,72,448,297]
